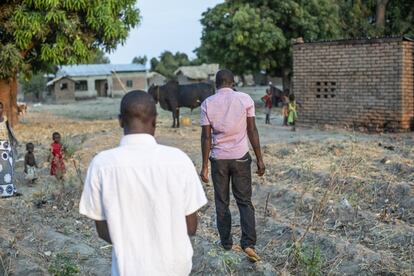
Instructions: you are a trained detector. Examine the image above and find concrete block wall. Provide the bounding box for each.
[292,37,414,132]
[112,72,146,97]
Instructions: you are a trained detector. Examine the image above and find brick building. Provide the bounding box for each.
[174,64,218,85]
[46,76,76,104]
[292,37,414,132]
[56,64,147,99]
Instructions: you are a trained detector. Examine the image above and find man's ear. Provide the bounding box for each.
[118,114,124,128]
[152,116,156,128]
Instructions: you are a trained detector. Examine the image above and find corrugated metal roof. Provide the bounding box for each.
[57,64,146,77]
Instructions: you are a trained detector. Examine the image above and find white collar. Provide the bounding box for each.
[120,134,157,147]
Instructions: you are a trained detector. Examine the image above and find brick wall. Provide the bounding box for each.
[292,37,414,132]
[401,41,414,130]
[52,79,75,103]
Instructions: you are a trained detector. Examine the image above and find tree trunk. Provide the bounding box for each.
[240,75,246,86]
[0,77,18,126]
[376,0,389,28]
[282,68,291,93]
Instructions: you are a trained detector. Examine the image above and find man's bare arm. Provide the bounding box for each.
[95,220,112,244]
[186,212,198,236]
[247,117,265,176]
[200,125,212,183]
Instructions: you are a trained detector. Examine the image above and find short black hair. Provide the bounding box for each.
[289,94,295,102]
[26,142,34,150]
[120,90,157,125]
[215,69,234,88]
[52,132,60,137]
[0,102,3,108]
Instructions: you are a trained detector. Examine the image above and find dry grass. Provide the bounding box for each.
[0,99,413,275]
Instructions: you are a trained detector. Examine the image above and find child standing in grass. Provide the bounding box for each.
[48,132,65,180]
[288,94,298,131]
[24,142,38,185]
[261,89,273,124]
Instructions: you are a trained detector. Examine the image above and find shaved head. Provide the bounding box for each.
[215,69,234,89]
[119,90,157,134]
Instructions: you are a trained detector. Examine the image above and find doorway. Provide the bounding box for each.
[95,80,108,97]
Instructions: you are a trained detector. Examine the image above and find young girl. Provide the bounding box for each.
[281,95,289,126]
[287,94,298,131]
[24,142,38,185]
[48,132,65,180]
[0,102,19,197]
[261,89,273,124]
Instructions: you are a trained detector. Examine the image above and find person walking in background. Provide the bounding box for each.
[200,69,265,262]
[80,91,207,276]
[48,132,66,180]
[261,89,273,124]
[288,94,298,131]
[0,102,19,197]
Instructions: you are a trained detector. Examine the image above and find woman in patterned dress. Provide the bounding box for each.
[0,102,19,197]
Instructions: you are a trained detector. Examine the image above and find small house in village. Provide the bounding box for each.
[147,71,167,87]
[45,76,76,104]
[174,63,219,84]
[54,64,147,99]
[293,36,414,132]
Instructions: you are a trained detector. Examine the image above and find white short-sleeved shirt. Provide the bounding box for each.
[79,134,207,276]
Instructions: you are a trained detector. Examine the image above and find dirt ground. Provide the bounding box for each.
[0,98,413,275]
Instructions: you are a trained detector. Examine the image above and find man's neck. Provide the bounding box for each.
[124,128,155,136]
[217,86,233,90]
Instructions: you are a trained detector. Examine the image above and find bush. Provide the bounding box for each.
[48,253,80,276]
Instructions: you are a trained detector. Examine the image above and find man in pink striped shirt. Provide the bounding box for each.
[200,69,265,262]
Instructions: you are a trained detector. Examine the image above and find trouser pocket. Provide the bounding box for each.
[235,152,252,163]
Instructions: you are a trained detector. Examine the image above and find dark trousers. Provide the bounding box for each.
[210,153,256,249]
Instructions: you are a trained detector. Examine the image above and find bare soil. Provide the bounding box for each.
[1,98,413,275]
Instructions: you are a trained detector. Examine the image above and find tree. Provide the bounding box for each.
[132,55,148,65]
[91,49,111,64]
[339,0,414,37]
[150,51,197,80]
[0,0,140,125]
[20,73,46,101]
[197,1,342,89]
[376,0,390,28]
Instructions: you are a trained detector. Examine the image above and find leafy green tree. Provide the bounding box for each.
[91,49,111,64]
[150,51,194,80]
[20,72,46,101]
[197,1,342,89]
[339,0,414,37]
[132,55,148,65]
[0,0,140,124]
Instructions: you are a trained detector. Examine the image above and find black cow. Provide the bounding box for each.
[270,85,285,107]
[148,81,215,128]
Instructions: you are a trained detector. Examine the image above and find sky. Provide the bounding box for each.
[108,0,223,64]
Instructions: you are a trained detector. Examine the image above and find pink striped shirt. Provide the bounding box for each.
[200,87,255,159]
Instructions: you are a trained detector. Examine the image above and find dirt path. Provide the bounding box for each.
[1,99,413,275]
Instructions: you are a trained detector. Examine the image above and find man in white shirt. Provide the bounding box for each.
[79,90,207,276]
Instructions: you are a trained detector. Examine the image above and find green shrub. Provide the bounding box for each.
[48,253,80,276]
[294,242,324,276]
